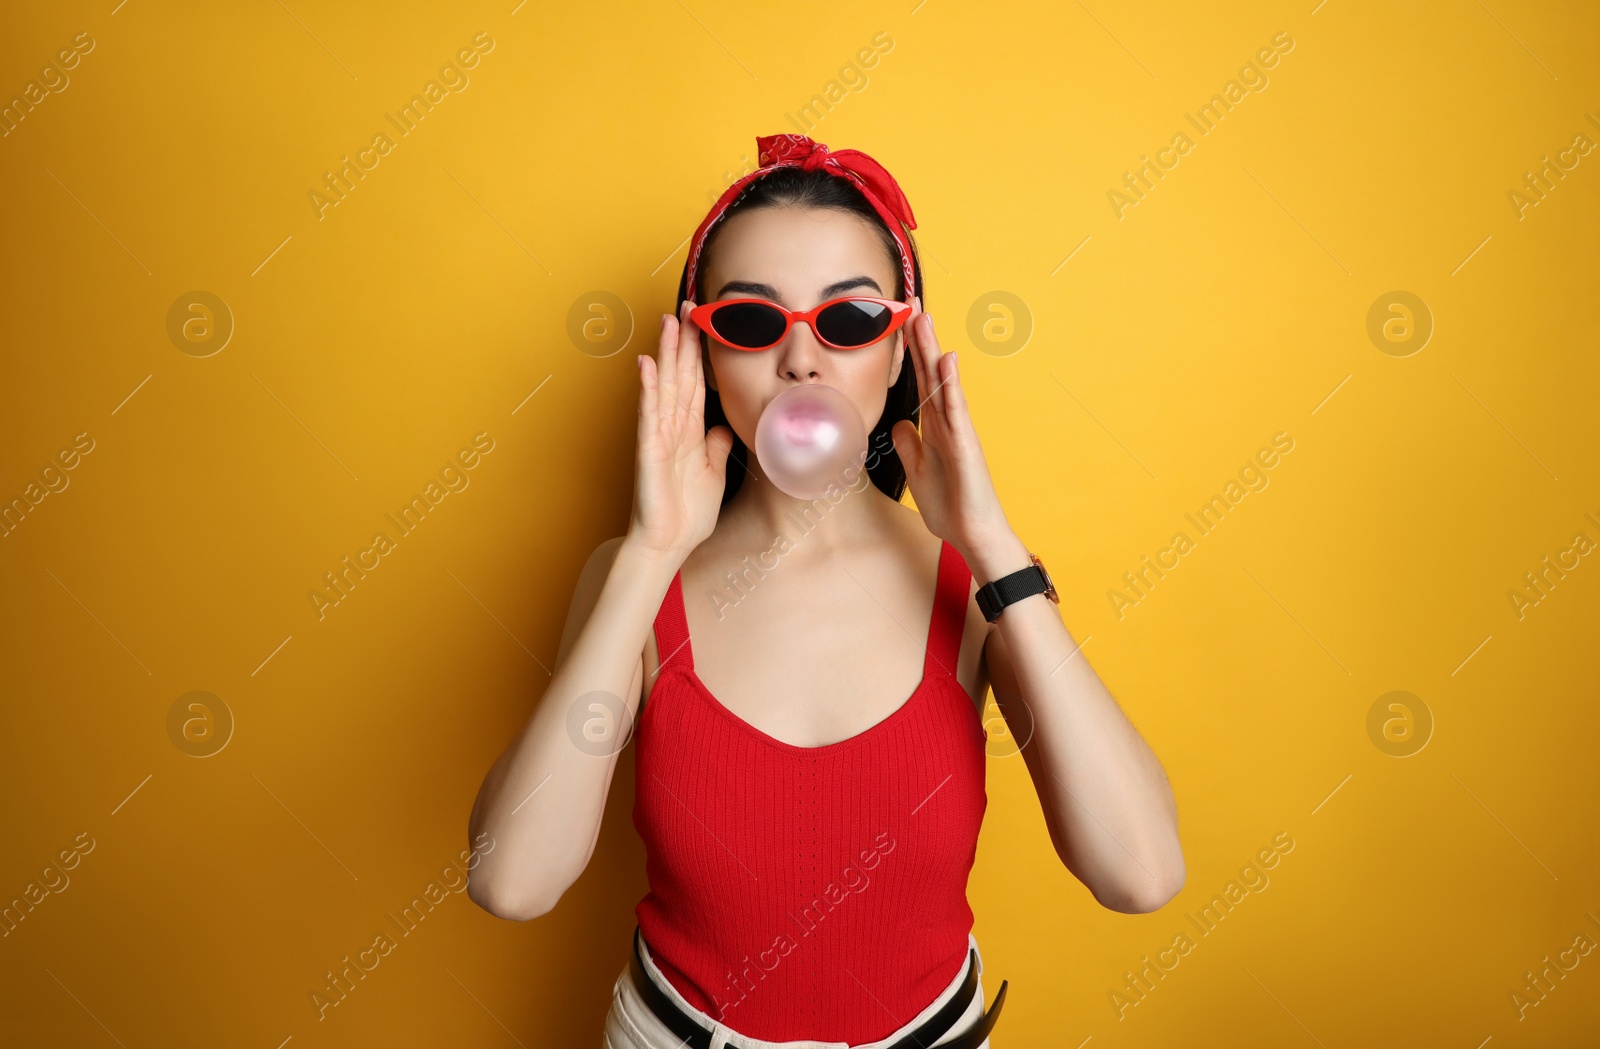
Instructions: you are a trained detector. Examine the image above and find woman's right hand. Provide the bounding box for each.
[628,299,735,562]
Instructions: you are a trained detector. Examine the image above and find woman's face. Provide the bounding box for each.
[697,206,921,456]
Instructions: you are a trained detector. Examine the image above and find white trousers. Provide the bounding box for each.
[604,931,992,1049]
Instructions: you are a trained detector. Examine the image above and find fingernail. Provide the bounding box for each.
[660,314,668,331]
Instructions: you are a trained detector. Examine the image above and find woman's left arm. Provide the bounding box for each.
[975,541,1185,913]
[890,312,1185,914]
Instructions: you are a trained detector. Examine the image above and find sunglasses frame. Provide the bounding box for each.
[688,296,915,352]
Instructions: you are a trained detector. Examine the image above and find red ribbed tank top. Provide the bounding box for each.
[633,538,988,1044]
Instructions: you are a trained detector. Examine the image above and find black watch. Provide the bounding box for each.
[975,553,1059,622]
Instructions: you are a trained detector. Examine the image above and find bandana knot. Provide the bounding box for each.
[685,133,919,302]
[757,134,827,168]
[754,134,916,231]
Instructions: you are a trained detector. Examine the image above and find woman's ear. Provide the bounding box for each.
[890,295,922,382]
[905,295,923,349]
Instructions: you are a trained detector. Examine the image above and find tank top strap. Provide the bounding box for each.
[923,539,972,679]
[653,568,695,673]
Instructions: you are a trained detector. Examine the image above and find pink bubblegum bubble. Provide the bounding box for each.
[753,384,868,500]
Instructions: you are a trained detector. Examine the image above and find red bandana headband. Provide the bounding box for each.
[683,133,918,304]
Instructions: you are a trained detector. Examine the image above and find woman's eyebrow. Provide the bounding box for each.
[819,276,883,298]
[715,280,781,300]
[714,276,884,303]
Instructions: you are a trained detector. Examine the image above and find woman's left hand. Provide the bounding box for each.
[890,312,1021,566]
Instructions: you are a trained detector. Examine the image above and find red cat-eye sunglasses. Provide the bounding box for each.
[687,296,914,352]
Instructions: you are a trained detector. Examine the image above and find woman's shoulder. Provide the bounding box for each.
[886,506,987,632]
[578,535,630,597]
[591,534,629,559]
[884,509,993,714]
[555,535,633,665]
[884,503,958,570]
[565,535,668,718]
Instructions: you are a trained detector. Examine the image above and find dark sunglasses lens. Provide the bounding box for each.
[709,302,787,348]
[816,299,894,348]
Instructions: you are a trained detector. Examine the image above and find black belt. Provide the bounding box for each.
[629,926,1008,1049]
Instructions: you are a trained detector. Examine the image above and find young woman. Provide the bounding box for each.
[467,134,1185,1049]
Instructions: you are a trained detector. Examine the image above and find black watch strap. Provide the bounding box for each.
[975,555,1058,622]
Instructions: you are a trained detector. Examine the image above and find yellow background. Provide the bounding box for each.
[2,1,1597,1046]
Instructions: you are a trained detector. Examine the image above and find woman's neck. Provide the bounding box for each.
[718,457,898,560]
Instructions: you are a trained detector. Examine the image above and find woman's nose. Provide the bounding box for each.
[777,320,825,377]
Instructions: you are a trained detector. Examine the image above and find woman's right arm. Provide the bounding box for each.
[464,535,676,920]
[465,300,733,921]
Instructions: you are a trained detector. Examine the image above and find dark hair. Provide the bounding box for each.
[675,165,925,507]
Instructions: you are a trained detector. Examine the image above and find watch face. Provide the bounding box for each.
[1031,553,1059,602]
